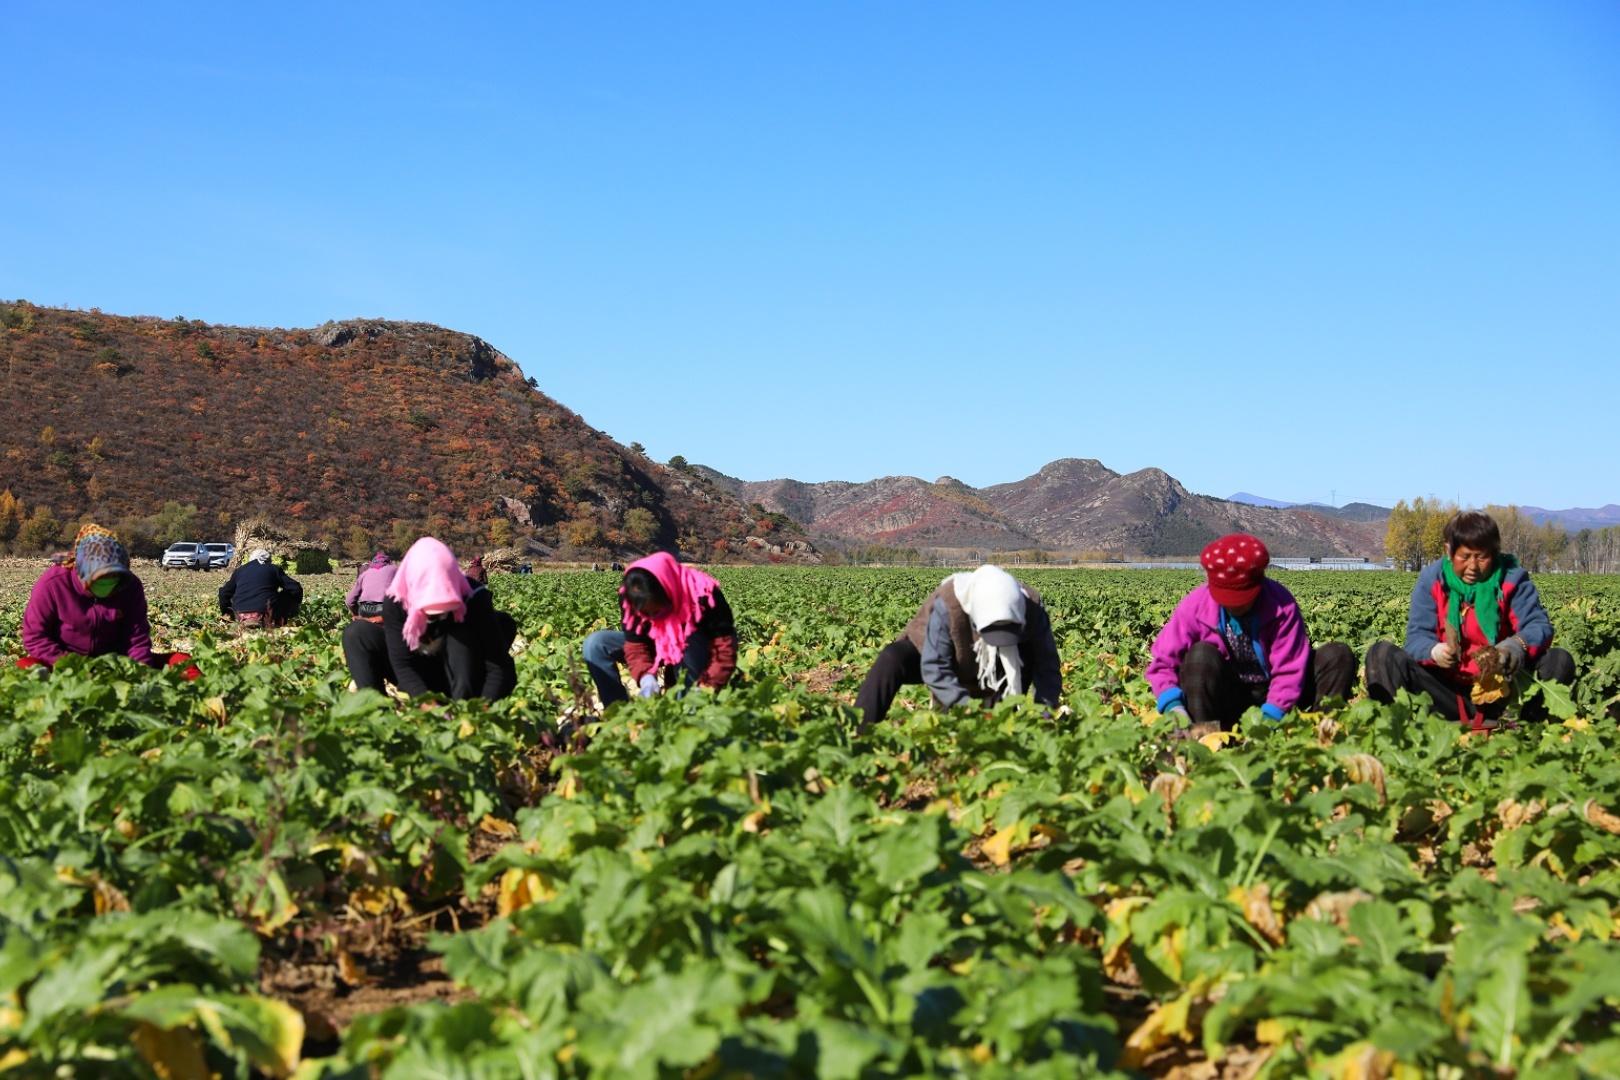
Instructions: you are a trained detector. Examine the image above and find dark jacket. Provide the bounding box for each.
[1404,557,1553,686]
[381,588,517,701]
[902,579,1061,709]
[219,561,303,616]
[621,588,739,689]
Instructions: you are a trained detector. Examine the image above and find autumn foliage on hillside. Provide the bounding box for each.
[0,301,806,561]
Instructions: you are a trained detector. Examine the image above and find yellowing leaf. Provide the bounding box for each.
[1317,1040,1395,1080]
[202,696,228,724]
[1343,754,1387,804]
[1563,716,1592,732]
[742,804,770,833]
[1228,881,1285,946]
[1120,992,1194,1068]
[557,773,580,800]
[1584,800,1620,835]
[497,868,557,916]
[457,717,476,739]
[981,824,1017,868]
[1199,729,1238,751]
[1304,888,1373,928]
[348,884,410,917]
[1256,1018,1289,1045]
[478,815,518,838]
[133,1022,210,1080]
[970,1043,993,1064]
[0,1048,27,1073]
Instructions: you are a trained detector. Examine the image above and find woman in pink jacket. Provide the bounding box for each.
[1146,534,1353,734]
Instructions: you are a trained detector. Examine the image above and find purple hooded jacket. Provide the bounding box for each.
[1145,578,1311,717]
[346,561,398,610]
[21,565,156,667]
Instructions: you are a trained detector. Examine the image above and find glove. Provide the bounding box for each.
[1166,704,1190,724]
[1496,638,1527,675]
[638,674,661,698]
[15,656,44,670]
[1431,641,1459,668]
[167,653,202,682]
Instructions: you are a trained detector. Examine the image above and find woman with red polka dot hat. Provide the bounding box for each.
[1145,533,1354,735]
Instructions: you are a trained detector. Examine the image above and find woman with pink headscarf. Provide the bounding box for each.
[581,552,738,707]
[341,537,517,700]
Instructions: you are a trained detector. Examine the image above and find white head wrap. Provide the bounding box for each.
[250,548,271,564]
[946,564,1026,697]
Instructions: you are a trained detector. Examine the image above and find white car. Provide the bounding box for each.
[161,542,207,569]
[203,542,235,569]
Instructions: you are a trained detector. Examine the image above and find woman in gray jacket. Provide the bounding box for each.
[854,564,1062,728]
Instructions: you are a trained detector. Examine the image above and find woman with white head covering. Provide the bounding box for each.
[217,547,304,627]
[854,564,1062,728]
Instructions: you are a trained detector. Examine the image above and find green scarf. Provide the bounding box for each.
[1440,554,1516,646]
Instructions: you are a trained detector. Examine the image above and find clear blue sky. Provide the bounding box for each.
[4,3,1617,509]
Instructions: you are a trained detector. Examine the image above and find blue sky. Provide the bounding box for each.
[3,3,1617,509]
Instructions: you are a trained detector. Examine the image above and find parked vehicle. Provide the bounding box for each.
[161,542,207,569]
[203,542,235,569]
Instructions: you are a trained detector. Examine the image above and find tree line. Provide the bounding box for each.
[1385,498,1620,573]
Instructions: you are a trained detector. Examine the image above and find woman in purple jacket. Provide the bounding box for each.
[345,551,398,622]
[20,524,158,668]
[1146,534,1354,734]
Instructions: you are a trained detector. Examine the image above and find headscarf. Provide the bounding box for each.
[73,523,129,585]
[947,565,1027,697]
[250,548,272,564]
[1441,553,1516,646]
[620,552,721,667]
[368,551,393,569]
[387,537,473,650]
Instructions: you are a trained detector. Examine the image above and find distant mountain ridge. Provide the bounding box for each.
[702,458,1387,559]
[1522,505,1620,532]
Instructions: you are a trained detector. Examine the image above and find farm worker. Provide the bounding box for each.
[18,523,199,678]
[218,548,303,627]
[341,536,517,701]
[1147,534,1354,735]
[854,564,1062,727]
[1365,510,1574,730]
[464,555,488,586]
[581,552,738,706]
[346,551,397,622]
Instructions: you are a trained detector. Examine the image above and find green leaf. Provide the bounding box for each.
[1469,949,1528,1068]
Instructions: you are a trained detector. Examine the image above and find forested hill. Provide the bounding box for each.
[0,301,812,561]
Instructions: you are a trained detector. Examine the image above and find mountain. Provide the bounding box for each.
[0,300,814,561]
[1522,505,1620,532]
[709,457,1385,559]
[696,468,1037,551]
[1228,492,1296,509]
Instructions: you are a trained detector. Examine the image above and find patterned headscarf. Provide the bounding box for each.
[369,551,393,569]
[73,523,129,584]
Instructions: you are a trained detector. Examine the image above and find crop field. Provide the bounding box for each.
[4,566,1620,1078]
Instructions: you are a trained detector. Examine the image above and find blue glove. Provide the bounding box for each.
[638,674,661,698]
[1260,703,1285,722]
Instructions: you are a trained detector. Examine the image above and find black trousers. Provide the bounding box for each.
[1180,641,1356,729]
[855,638,926,728]
[1364,640,1575,724]
[342,617,518,701]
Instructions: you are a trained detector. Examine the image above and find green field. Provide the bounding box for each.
[4,567,1620,1077]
